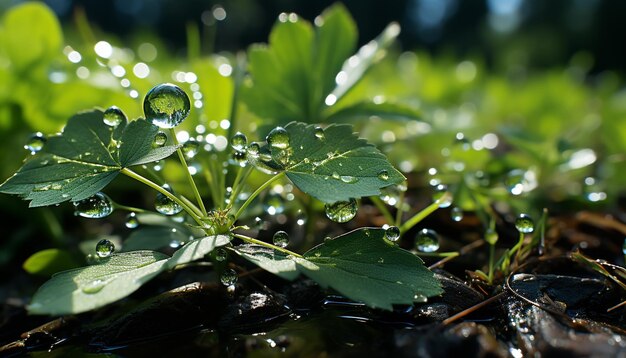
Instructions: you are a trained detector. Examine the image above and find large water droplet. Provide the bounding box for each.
[182,139,199,158]
[415,229,440,252]
[153,131,167,147]
[314,126,325,140]
[220,268,238,286]
[82,279,106,294]
[451,207,463,222]
[125,212,139,229]
[273,230,289,248]
[325,198,358,223]
[25,132,46,154]
[433,184,453,208]
[143,83,190,128]
[231,132,248,151]
[267,127,289,149]
[385,226,400,242]
[74,192,114,218]
[103,106,126,127]
[377,170,389,181]
[95,239,115,258]
[515,214,534,234]
[155,185,183,215]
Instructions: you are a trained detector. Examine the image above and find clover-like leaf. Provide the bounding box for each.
[167,235,231,269]
[28,251,169,315]
[294,228,442,310]
[278,122,405,203]
[0,110,179,207]
[234,244,299,280]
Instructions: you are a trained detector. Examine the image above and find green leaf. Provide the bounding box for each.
[294,228,442,310]
[122,226,192,252]
[234,244,299,280]
[325,101,422,123]
[0,3,62,71]
[280,122,405,203]
[23,248,81,277]
[167,235,231,269]
[0,110,178,207]
[28,251,169,315]
[327,22,400,104]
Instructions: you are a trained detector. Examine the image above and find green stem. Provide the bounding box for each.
[233,233,303,258]
[510,232,525,261]
[227,165,253,210]
[394,189,406,227]
[233,172,285,221]
[370,196,395,225]
[179,195,204,218]
[488,243,495,284]
[416,251,459,258]
[112,203,150,213]
[169,128,208,216]
[399,200,441,234]
[121,168,203,226]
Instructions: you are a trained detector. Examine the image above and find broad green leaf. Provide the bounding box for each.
[280,122,405,203]
[0,110,178,207]
[0,3,62,71]
[23,248,81,276]
[325,101,422,123]
[294,228,442,310]
[234,244,299,280]
[167,235,231,269]
[28,251,169,315]
[122,226,192,252]
[327,22,401,104]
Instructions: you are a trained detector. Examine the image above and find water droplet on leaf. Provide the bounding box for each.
[231,132,247,151]
[314,126,325,140]
[24,132,46,154]
[433,184,453,208]
[385,226,400,242]
[155,185,183,215]
[220,268,238,286]
[325,199,358,223]
[273,230,289,248]
[103,106,126,127]
[267,127,289,149]
[82,279,106,294]
[451,207,463,222]
[378,170,389,181]
[143,83,190,128]
[95,239,115,258]
[125,212,139,229]
[153,132,168,148]
[415,229,440,252]
[515,214,534,234]
[74,192,114,218]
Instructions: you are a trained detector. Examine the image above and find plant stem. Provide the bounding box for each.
[179,195,204,217]
[233,233,303,258]
[370,196,395,225]
[488,243,495,284]
[120,168,203,226]
[416,251,459,258]
[233,172,285,221]
[169,128,208,217]
[227,165,252,210]
[510,232,525,263]
[399,200,441,234]
[112,203,149,213]
[394,189,406,227]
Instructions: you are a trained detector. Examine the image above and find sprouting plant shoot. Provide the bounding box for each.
[0,82,448,314]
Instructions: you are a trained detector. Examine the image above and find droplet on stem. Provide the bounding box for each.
[433,184,453,208]
[273,230,289,248]
[515,214,534,234]
[155,184,183,215]
[74,192,114,218]
[143,83,190,128]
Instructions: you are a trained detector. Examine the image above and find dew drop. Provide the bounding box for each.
[215,248,227,262]
[340,175,358,184]
[153,131,167,147]
[433,184,453,208]
[220,268,238,286]
[247,142,260,157]
[74,192,114,218]
[415,229,440,252]
[231,132,248,151]
[378,170,389,181]
[451,207,463,222]
[314,126,325,140]
[384,226,401,242]
[485,228,498,245]
[25,132,46,154]
[155,184,183,215]
[324,198,358,223]
[515,214,534,234]
[231,150,247,167]
[273,230,289,248]
[143,83,190,128]
[82,279,106,294]
[125,212,139,229]
[103,106,126,127]
[266,127,289,149]
[182,138,199,158]
[95,239,115,258]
